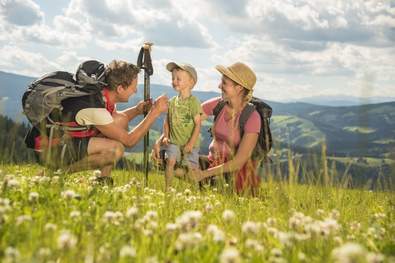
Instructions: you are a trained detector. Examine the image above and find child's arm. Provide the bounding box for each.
[184,113,201,153]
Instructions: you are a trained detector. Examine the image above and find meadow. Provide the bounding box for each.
[0,163,394,263]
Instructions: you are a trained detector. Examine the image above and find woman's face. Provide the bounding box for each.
[218,76,241,100]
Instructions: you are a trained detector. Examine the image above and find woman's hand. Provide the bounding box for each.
[187,168,205,183]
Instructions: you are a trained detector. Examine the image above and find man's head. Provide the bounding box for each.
[166,62,197,92]
[106,60,140,102]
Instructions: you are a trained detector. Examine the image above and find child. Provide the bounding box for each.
[161,62,202,190]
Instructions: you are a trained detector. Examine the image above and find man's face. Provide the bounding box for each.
[117,78,138,102]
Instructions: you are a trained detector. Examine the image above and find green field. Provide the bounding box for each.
[0,164,394,262]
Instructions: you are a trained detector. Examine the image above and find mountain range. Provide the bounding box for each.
[1,70,394,159]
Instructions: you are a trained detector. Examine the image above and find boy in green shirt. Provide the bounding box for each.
[161,62,202,190]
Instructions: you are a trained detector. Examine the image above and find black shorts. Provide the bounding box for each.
[36,137,91,169]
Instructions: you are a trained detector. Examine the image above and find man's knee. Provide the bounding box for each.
[110,141,125,161]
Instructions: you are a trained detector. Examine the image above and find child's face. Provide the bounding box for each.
[171,69,194,92]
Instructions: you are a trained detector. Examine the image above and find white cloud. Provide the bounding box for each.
[0,0,43,26]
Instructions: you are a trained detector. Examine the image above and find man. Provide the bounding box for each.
[35,60,168,181]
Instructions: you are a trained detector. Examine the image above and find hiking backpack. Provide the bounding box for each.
[212,97,273,161]
[22,60,108,149]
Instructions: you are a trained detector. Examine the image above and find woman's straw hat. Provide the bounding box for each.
[215,62,256,91]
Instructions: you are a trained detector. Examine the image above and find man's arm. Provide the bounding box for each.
[96,95,167,147]
[117,99,151,121]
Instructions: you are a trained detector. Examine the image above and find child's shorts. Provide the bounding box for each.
[163,143,199,168]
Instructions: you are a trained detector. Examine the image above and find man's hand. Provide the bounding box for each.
[151,94,168,115]
[136,99,152,115]
[183,143,193,154]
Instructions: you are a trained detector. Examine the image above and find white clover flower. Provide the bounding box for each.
[70,210,81,219]
[207,224,225,243]
[331,242,367,263]
[298,252,306,262]
[6,178,20,188]
[266,217,277,227]
[349,221,361,232]
[61,190,77,200]
[103,211,123,225]
[204,203,213,213]
[28,192,39,202]
[373,212,385,220]
[242,221,260,235]
[316,209,325,217]
[16,215,32,225]
[93,170,102,177]
[145,210,158,220]
[5,247,20,260]
[184,188,192,196]
[366,252,385,263]
[44,223,57,231]
[219,247,241,263]
[166,223,178,233]
[57,231,77,250]
[37,247,51,257]
[175,210,202,231]
[271,248,283,257]
[119,245,136,258]
[126,206,139,219]
[175,232,202,251]
[222,210,236,223]
[245,239,264,252]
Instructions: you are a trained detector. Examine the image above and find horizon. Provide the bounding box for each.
[0,0,394,102]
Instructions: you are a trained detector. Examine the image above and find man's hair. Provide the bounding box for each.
[106,60,140,90]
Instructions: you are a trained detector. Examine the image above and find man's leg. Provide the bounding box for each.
[67,137,124,176]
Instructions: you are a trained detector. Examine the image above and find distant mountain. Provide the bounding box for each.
[1,70,394,159]
[288,95,395,106]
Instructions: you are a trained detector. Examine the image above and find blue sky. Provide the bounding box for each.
[0,0,394,101]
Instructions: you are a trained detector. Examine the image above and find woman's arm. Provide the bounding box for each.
[198,132,258,180]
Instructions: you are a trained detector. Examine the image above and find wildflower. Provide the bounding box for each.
[266,217,277,227]
[366,252,385,263]
[126,206,138,219]
[93,170,102,177]
[28,192,39,202]
[44,223,57,231]
[207,224,225,243]
[271,248,282,258]
[184,188,192,196]
[242,221,260,236]
[316,209,325,217]
[119,245,136,258]
[219,247,241,263]
[331,242,367,263]
[166,223,178,233]
[70,210,81,220]
[175,210,202,231]
[175,232,202,251]
[222,210,236,223]
[245,239,264,252]
[57,231,77,249]
[61,190,77,200]
[37,247,51,257]
[4,247,20,261]
[204,203,213,213]
[16,215,32,225]
[6,178,20,188]
[330,209,340,220]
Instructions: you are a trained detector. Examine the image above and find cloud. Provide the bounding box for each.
[0,45,60,76]
[0,0,43,26]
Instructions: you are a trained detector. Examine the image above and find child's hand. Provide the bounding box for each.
[162,137,170,145]
[183,143,193,153]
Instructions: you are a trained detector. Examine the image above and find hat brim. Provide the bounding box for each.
[166,62,181,72]
[215,65,245,89]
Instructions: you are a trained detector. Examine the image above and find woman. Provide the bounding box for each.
[189,62,261,194]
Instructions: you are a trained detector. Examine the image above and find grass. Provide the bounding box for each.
[0,163,394,263]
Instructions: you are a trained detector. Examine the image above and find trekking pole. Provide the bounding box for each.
[137,42,153,186]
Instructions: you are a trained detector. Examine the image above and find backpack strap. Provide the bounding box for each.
[239,103,255,139]
[213,99,226,122]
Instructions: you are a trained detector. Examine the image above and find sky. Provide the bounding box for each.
[0,0,394,102]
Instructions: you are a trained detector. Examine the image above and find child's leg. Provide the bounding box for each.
[165,158,176,190]
[164,144,181,191]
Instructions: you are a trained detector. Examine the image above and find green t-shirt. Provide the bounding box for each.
[168,95,202,147]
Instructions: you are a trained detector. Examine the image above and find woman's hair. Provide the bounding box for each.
[106,60,140,90]
[227,76,252,102]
